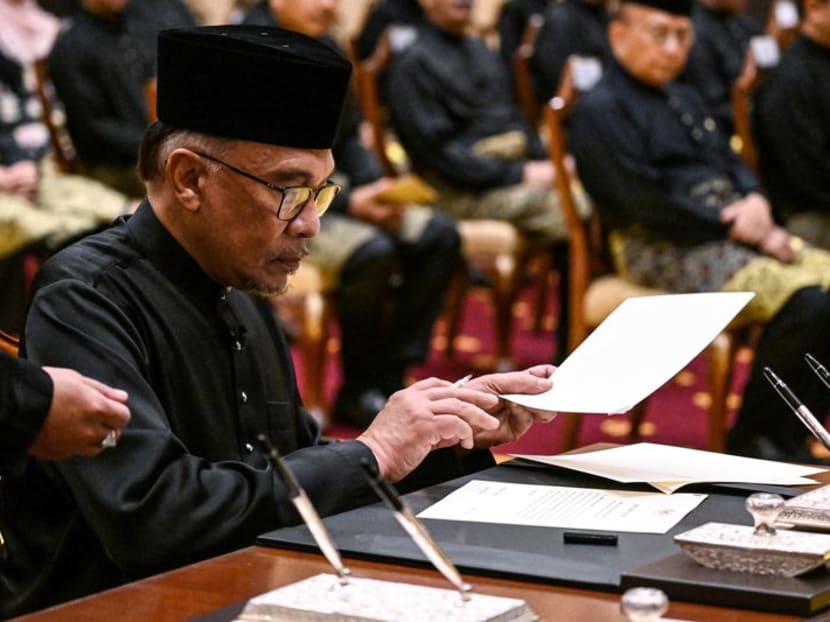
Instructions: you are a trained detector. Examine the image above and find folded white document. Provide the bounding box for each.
[513,443,825,494]
[503,292,754,414]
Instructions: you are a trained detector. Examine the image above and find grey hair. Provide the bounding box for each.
[138,121,235,181]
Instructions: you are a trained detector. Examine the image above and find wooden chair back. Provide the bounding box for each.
[767,0,800,50]
[731,35,780,171]
[349,28,397,177]
[545,56,609,353]
[32,58,77,174]
[512,13,545,127]
[144,78,157,124]
[0,330,20,357]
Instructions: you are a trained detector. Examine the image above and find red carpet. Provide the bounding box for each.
[290,283,750,455]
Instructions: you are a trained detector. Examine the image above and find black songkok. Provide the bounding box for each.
[156,25,352,149]
[622,0,694,16]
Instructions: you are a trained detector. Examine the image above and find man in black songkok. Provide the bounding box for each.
[1,25,557,617]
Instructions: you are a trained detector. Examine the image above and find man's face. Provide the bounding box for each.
[420,0,473,34]
[192,142,334,296]
[805,0,830,47]
[268,0,337,39]
[609,4,694,87]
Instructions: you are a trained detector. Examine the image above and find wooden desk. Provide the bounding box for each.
[12,546,802,622]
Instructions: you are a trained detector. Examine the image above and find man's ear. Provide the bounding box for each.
[166,149,206,212]
[608,18,626,59]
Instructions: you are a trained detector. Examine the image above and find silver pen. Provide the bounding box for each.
[257,434,351,585]
[360,459,473,601]
[450,374,473,388]
[762,367,830,454]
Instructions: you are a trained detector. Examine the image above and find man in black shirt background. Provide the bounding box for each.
[755,0,830,249]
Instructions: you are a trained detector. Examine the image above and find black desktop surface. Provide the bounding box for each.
[257,460,792,591]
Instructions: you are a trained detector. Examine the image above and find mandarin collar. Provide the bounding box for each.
[608,60,670,97]
[422,21,467,45]
[125,200,226,306]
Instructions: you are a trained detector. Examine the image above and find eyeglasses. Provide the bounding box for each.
[194,151,341,221]
[634,22,694,48]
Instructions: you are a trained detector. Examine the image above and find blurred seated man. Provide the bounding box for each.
[0,3,129,333]
[530,0,612,105]
[48,0,151,197]
[0,351,130,476]
[243,0,461,425]
[0,25,556,617]
[570,0,830,463]
[680,0,761,134]
[388,0,588,249]
[754,0,830,249]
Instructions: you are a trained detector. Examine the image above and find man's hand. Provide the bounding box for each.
[758,226,796,263]
[0,161,38,200]
[522,160,556,189]
[348,178,406,233]
[29,368,131,460]
[357,377,502,482]
[464,365,556,448]
[357,366,555,482]
[720,192,774,247]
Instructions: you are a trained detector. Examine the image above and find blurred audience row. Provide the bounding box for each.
[3,0,830,462]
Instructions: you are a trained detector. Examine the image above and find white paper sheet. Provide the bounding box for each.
[512,443,825,493]
[502,292,754,414]
[417,479,706,534]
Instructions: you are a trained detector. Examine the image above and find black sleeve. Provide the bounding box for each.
[755,67,830,211]
[388,53,525,190]
[0,353,52,476]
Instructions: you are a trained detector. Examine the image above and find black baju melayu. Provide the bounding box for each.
[755,34,830,246]
[389,22,544,192]
[680,2,760,135]
[48,8,150,169]
[0,202,488,617]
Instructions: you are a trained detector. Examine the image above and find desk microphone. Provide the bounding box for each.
[256,434,351,585]
[360,459,473,601]
[762,367,830,455]
[806,353,830,390]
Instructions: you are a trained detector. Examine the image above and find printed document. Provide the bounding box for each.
[417,479,706,534]
[512,443,825,494]
[502,292,753,414]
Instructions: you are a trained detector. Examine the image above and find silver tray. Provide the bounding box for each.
[779,485,830,531]
[674,521,830,577]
